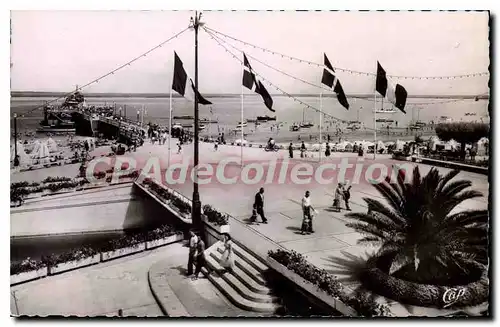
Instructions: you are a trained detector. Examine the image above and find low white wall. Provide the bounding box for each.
[10,184,158,237]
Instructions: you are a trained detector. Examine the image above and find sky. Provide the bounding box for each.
[10,11,490,95]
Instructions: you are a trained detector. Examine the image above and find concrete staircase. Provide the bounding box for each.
[201,241,280,313]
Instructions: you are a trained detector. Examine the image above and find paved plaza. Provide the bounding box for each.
[11,139,490,316]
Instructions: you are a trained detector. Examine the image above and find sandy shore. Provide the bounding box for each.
[216,124,436,144]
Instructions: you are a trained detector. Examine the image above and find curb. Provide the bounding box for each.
[148,260,191,317]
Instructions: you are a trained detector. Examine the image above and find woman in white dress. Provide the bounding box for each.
[219,233,235,274]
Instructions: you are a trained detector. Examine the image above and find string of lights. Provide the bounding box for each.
[205,28,489,107]
[19,27,190,117]
[205,26,490,81]
[204,26,365,127]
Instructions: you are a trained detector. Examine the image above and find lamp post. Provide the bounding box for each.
[189,11,204,233]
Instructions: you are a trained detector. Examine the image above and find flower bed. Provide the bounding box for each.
[101,243,146,261]
[268,249,392,317]
[145,234,184,249]
[11,223,182,284]
[49,254,101,275]
[10,257,48,285]
[267,256,358,316]
[142,178,192,218]
[202,204,230,226]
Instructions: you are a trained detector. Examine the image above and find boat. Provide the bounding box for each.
[173,115,195,120]
[257,115,277,121]
[300,121,314,128]
[376,118,395,123]
[346,121,361,130]
[290,124,300,132]
[375,109,397,114]
[200,118,218,124]
[37,94,78,134]
[465,112,477,116]
[247,118,258,123]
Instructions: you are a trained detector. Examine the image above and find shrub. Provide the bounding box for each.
[11,257,46,275]
[42,176,72,184]
[202,204,230,226]
[269,249,392,317]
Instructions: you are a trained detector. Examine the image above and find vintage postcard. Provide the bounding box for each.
[10,10,490,318]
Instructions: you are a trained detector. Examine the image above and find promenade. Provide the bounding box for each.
[11,138,489,316]
[142,139,489,316]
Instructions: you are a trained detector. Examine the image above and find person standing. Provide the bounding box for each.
[251,187,268,224]
[301,191,316,234]
[187,230,198,276]
[219,233,235,274]
[177,143,182,154]
[334,183,343,212]
[288,142,294,158]
[343,183,352,211]
[300,141,306,158]
[192,238,206,280]
[325,143,331,157]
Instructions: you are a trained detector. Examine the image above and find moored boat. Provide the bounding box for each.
[257,115,276,121]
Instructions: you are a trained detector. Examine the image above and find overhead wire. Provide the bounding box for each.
[205,26,490,80]
[19,27,190,117]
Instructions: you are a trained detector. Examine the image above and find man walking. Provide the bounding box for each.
[187,230,198,276]
[251,187,268,224]
[301,191,316,234]
[288,142,294,158]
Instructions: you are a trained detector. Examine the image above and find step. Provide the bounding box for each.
[201,266,279,313]
[204,254,277,303]
[210,250,267,287]
[217,243,268,273]
[207,251,270,294]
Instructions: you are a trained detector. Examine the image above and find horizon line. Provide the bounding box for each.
[10,91,489,100]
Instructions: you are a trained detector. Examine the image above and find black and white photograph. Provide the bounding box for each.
[8,8,491,318]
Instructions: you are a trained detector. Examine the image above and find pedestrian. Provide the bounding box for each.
[219,233,234,274]
[177,143,182,154]
[192,238,206,280]
[343,183,352,211]
[300,141,306,158]
[333,183,343,212]
[187,230,198,276]
[325,143,331,157]
[251,187,268,224]
[288,142,294,158]
[301,191,316,234]
[214,140,219,151]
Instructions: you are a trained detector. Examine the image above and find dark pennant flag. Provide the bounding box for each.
[321,53,349,110]
[242,53,274,112]
[376,61,407,113]
[172,52,212,105]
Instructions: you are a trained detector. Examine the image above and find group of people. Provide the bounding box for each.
[333,182,352,212]
[187,230,234,280]
[249,183,352,235]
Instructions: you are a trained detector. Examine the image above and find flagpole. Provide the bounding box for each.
[373,93,377,160]
[241,85,244,167]
[168,87,172,167]
[209,107,212,141]
[319,92,323,162]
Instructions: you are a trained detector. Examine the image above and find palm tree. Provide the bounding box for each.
[345,166,488,284]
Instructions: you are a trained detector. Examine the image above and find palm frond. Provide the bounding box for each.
[436,169,461,194]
